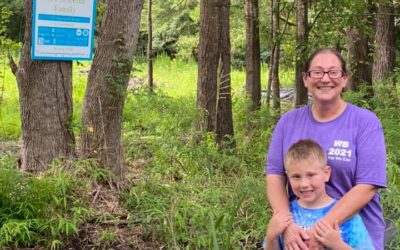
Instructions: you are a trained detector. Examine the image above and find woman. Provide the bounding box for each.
[265,48,386,250]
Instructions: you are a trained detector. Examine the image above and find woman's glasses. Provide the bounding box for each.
[307,70,344,79]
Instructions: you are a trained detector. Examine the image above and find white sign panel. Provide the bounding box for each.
[32,0,96,60]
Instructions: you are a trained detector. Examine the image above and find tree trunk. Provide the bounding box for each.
[266,46,274,107]
[346,27,373,95]
[147,0,154,91]
[372,2,395,82]
[270,0,280,111]
[346,1,375,97]
[294,0,308,107]
[197,0,234,146]
[244,0,261,111]
[12,0,75,172]
[80,0,144,181]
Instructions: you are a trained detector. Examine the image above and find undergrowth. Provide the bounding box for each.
[0,160,95,249]
[120,88,278,249]
[119,82,400,249]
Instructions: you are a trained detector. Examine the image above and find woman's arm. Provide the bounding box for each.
[266,174,289,212]
[265,211,292,250]
[306,184,376,248]
[264,237,281,250]
[266,174,309,249]
[323,184,377,225]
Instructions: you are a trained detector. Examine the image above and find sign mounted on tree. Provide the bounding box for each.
[31,0,96,61]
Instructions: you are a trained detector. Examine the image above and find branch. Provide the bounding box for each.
[97,219,129,226]
[91,185,102,204]
[308,8,325,32]
[279,15,295,27]
[7,53,18,76]
[281,3,295,36]
[277,2,295,43]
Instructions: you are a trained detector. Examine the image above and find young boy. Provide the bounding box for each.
[264,139,374,250]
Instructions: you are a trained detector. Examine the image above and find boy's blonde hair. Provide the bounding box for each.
[284,139,327,169]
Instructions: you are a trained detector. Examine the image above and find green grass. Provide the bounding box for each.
[132,55,293,98]
[0,55,20,140]
[71,61,91,133]
[134,56,199,97]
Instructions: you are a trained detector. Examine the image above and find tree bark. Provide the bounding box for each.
[270,0,280,111]
[147,0,154,91]
[372,2,395,83]
[266,46,274,107]
[244,0,261,111]
[197,0,234,146]
[294,0,308,107]
[346,1,375,97]
[13,0,75,172]
[80,0,144,181]
[346,27,373,94]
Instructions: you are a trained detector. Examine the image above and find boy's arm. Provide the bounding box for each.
[313,220,352,250]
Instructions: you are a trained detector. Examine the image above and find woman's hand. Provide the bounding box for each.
[304,227,324,250]
[283,222,310,250]
[265,212,292,250]
[266,211,293,240]
[314,220,351,250]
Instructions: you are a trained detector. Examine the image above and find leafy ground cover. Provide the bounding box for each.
[0,56,399,249]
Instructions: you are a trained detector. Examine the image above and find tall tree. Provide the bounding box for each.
[147,0,154,91]
[372,1,395,82]
[346,27,372,92]
[346,1,375,96]
[269,0,281,111]
[197,0,234,146]
[244,0,261,111]
[9,0,74,172]
[294,0,308,107]
[80,0,144,181]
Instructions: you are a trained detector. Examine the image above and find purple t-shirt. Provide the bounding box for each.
[266,103,386,250]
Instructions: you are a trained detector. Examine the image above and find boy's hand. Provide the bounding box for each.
[266,211,292,240]
[314,220,351,250]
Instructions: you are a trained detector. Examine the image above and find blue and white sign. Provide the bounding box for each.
[32,0,96,61]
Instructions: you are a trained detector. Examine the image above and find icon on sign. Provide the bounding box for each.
[82,29,89,36]
[76,29,82,36]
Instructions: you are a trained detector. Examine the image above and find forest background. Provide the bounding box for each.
[0,0,400,249]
